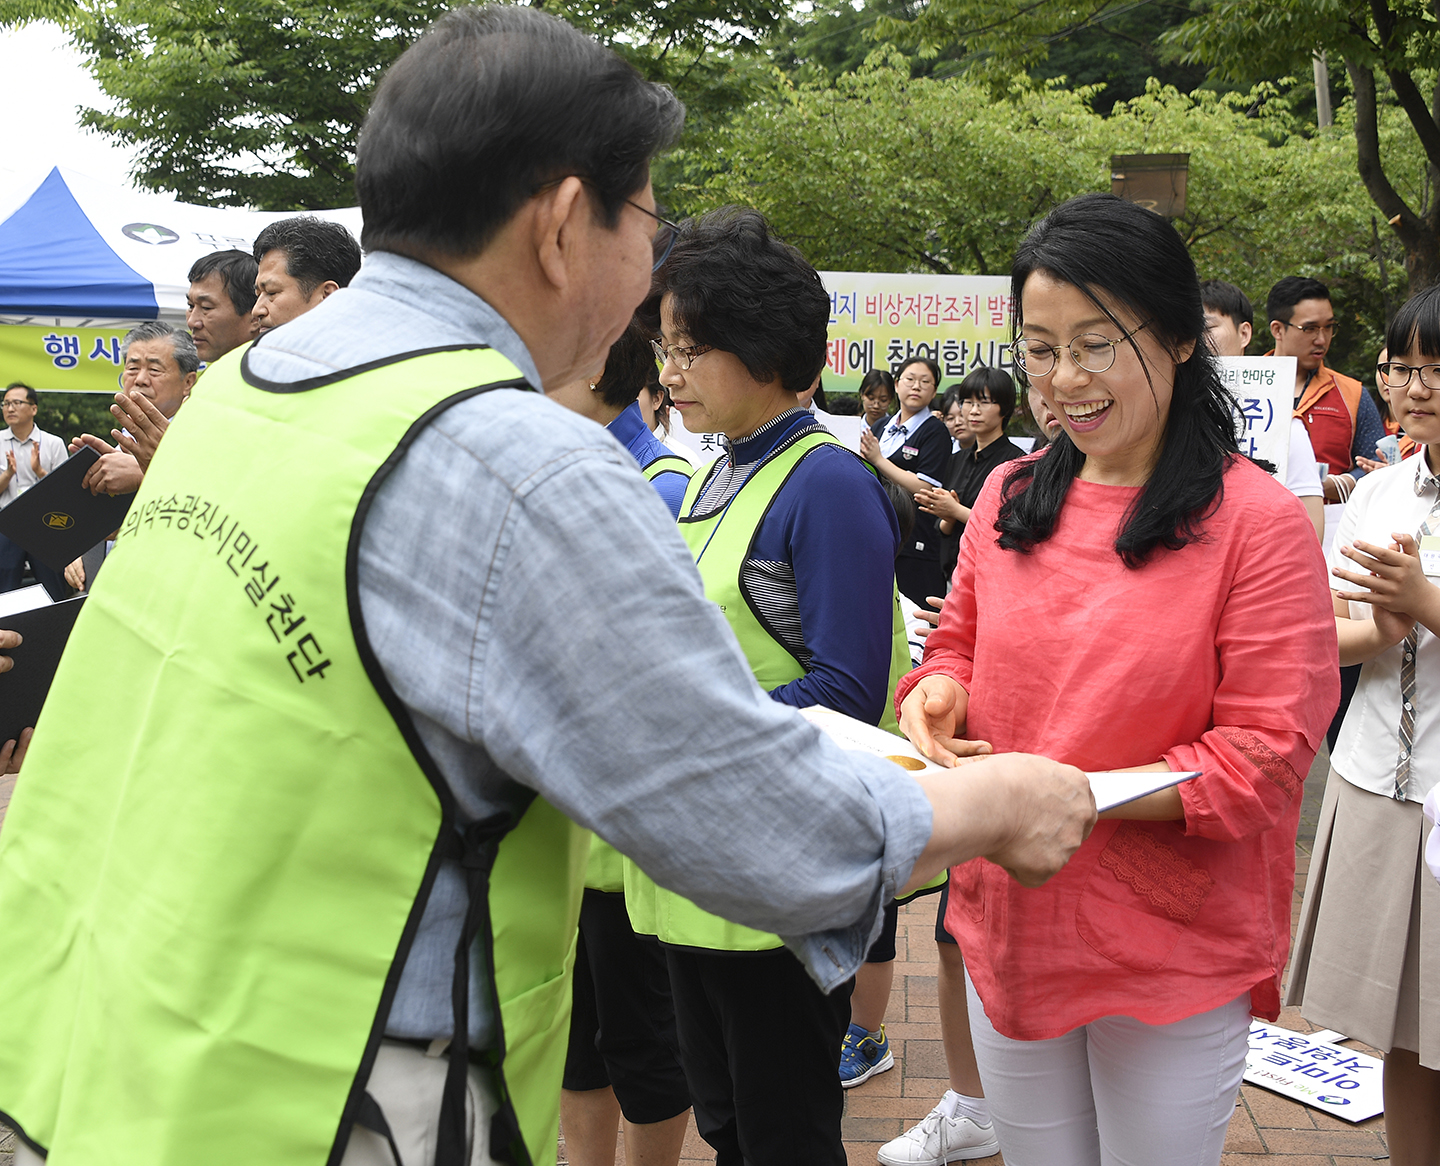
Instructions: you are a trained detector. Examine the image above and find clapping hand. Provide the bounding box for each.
[111,391,169,471]
[915,487,965,523]
[71,434,143,496]
[1,727,33,775]
[29,439,42,478]
[859,427,882,464]
[913,594,944,642]
[1332,534,1430,646]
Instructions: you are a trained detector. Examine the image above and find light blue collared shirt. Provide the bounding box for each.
[246,252,932,1042]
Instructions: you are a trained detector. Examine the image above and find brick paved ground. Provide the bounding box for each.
[0,751,1396,1165]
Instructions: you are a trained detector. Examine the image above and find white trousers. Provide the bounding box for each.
[966,973,1250,1166]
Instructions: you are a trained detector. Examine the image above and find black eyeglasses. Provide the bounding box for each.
[535,177,680,271]
[1280,320,1335,338]
[1378,361,1440,391]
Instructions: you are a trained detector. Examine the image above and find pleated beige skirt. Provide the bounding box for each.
[1286,767,1440,1068]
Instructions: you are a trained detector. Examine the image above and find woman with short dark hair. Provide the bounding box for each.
[548,321,693,1166]
[895,193,1337,1166]
[627,206,909,1166]
[918,368,1027,585]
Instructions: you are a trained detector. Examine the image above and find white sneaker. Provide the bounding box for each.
[876,1102,999,1165]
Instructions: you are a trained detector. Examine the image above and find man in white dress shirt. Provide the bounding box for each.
[0,383,67,597]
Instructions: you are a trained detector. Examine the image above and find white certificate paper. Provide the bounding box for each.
[797,706,1200,810]
[1086,769,1200,812]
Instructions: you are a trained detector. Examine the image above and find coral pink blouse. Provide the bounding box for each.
[896,456,1338,1039]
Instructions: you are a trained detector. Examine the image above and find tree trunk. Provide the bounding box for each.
[1402,198,1440,293]
[1346,57,1440,296]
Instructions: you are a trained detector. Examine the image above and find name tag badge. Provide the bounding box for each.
[901,444,919,460]
[1420,534,1440,579]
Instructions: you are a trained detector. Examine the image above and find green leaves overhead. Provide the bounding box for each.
[57,0,451,209]
[682,63,1411,366]
[24,0,786,210]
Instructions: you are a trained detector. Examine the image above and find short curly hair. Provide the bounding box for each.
[639,207,830,395]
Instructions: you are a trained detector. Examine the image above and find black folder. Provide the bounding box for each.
[0,595,85,743]
[0,448,132,573]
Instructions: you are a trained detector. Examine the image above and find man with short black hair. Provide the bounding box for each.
[251,216,363,333]
[1201,279,1325,540]
[0,382,66,598]
[0,10,1094,1166]
[186,249,259,363]
[1266,275,1384,502]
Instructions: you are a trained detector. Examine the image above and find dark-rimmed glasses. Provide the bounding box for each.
[1378,361,1440,391]
[1013,320,1152,378]
[1280,320,1335,338]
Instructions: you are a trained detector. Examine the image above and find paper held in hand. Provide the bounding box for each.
[796,707,1199,811]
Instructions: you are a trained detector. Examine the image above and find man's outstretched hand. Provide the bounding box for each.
[904,752,1096,893]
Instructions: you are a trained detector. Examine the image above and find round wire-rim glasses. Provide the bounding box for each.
[1378,361,1440,391]
[1013,320,1152,378]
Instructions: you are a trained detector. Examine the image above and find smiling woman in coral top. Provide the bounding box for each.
[895,193,1339,1166]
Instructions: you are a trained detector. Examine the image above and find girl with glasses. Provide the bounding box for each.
[1288,283,1440,1166]
[894,193,1337,1166]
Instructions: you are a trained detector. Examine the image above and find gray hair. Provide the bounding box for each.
[121,321,201,375]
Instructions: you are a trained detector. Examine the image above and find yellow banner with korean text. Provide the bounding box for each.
[0,324,134,394]
[817,272,1015,394]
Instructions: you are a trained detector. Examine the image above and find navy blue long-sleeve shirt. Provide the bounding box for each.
[691,409,901,725]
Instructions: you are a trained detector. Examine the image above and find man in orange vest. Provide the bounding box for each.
[1266,276,1384,503]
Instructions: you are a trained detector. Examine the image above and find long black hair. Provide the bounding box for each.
[996,193,1241,568]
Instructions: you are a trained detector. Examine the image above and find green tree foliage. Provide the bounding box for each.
[868,0,1184,87]
[4,0,451,209]
[1165,0,1440,291]
[2,0,785,210]
[1027,1,1209,110]
[685,60,1409,371]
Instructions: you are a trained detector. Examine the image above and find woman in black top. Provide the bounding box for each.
[861,357,953,606]
[916,368,1027,585]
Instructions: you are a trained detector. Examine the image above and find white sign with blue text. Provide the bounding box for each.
[1244,1021,1383,1122]
[1217,356,1297,486]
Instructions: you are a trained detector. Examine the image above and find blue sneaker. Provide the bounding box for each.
[839,1020,894,1088]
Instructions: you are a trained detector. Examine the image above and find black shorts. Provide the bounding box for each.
[934,878,957,945]
[864,899,899,963]
[562,889,690,1123]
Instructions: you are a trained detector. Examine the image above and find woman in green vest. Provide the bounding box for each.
[627,207,909,1166]
[547,322,693,1166]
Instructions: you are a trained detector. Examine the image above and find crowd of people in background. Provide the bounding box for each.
[0,8,1435,1166]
